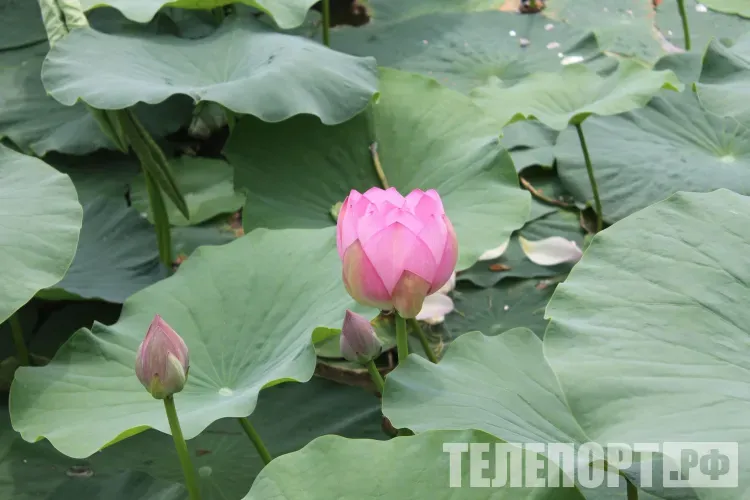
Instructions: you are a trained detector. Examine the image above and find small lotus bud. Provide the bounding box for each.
[135,315,189,399]
[340,310,382,364]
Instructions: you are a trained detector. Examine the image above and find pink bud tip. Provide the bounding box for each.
[336,188,458,315]
[340,310,382,363]
[135,315,190,399]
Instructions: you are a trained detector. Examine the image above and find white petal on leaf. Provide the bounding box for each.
[416,293,455,325]
[478,239,510,261]
[519,236,583,266]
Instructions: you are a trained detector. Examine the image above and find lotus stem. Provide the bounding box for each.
[365,360,386,394]
[322,0,331,47]
[676,0,691,51]
[369,142,390,189]
[9,313,30,366]
[163,396,202,500]
[407,318,438,363]
[238,417,273,465]
[143,170,174,270]
[395,313,408,363]
[574,123,603,233]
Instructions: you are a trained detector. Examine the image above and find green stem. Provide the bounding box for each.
[143,170,173,270]
[9,314,30,366]
[238,417,273,465]
[369,143,390,188]
[322,0,331,47]
[395,313,408,363]
[407,318,437,363]
[676,0,691,51]
[163,396,201,500]
[575,123,603,233]
[365,360,385,394]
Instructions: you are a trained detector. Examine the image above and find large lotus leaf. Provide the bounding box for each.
[225,68,530,271]
[472,61,682,130]
[331,10,607,93]
[41,16,378,126]
[384,328,587,444]
[544,189,750,500]
[696,34,750,125]
[130,157,245,227]
[656,0,750,52]
[699,0,750,17]
[0,146,81,324]
[381,329,690,499]
[80,0,317,28]
[0,0,47,50]
[554,90,750,223]
[39,196,168,304]
[0,43,192,156]
[501,121,559,171]
[1,376,381,500]
[243,430,586,500]
[10,227,367,459]
[364,0,506,23]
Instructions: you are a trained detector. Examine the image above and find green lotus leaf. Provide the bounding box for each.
[332,10,607,93]
[0,145,82,324]
[696,34,750,125]
[472,61,682,130]
[39,196,168,303]
[80,0,318,28]
[10,227,367,459]
[41,16,378,126]
[225,68,531,271]
[130,157,245,227]
[554,90,750,223]
[698,0,750,17]
[242,430,587,499]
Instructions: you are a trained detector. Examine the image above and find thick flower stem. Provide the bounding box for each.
[369,143,390,189]
[9,313,30,366]
[676,0,691,51]
[163,396,201,500]
[395,313,409,363]
[407,319,438,364]
[238,417,273,465]
[322,0,331,47]
[365,360,385,394]
[575,123,603,233]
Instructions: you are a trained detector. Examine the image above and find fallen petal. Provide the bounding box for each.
[478,239,510,261]
[416,293,455,325]
[519,236,583,266]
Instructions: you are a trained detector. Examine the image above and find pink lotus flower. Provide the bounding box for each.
[337,187,458,318]
[135,315,190,399]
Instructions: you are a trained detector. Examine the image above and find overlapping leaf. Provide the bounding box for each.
[472,61,682,130]
[79,0,318,28]
[0,146,82,324]
[10,227,367,459]
[555,90,750,223]
[225,69,531,271]
[41,16,378,125]
[696,34,750,124]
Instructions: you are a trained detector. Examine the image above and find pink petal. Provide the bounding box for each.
[356,208,388,245]
[413,191,444,218]
[417,214,448,264]
[429,215,458,293]
[404,189,425,210]
[385,207,425,235]
[423,189,445,214]
[392,271,431,319]
[362,222,438,293]
[337,193,372,257]
[342,241,393,309]
[363,186,405,208]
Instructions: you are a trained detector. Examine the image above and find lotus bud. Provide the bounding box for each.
[135,315,189,399]
[336,187,458,318]
[340,310,382,364]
